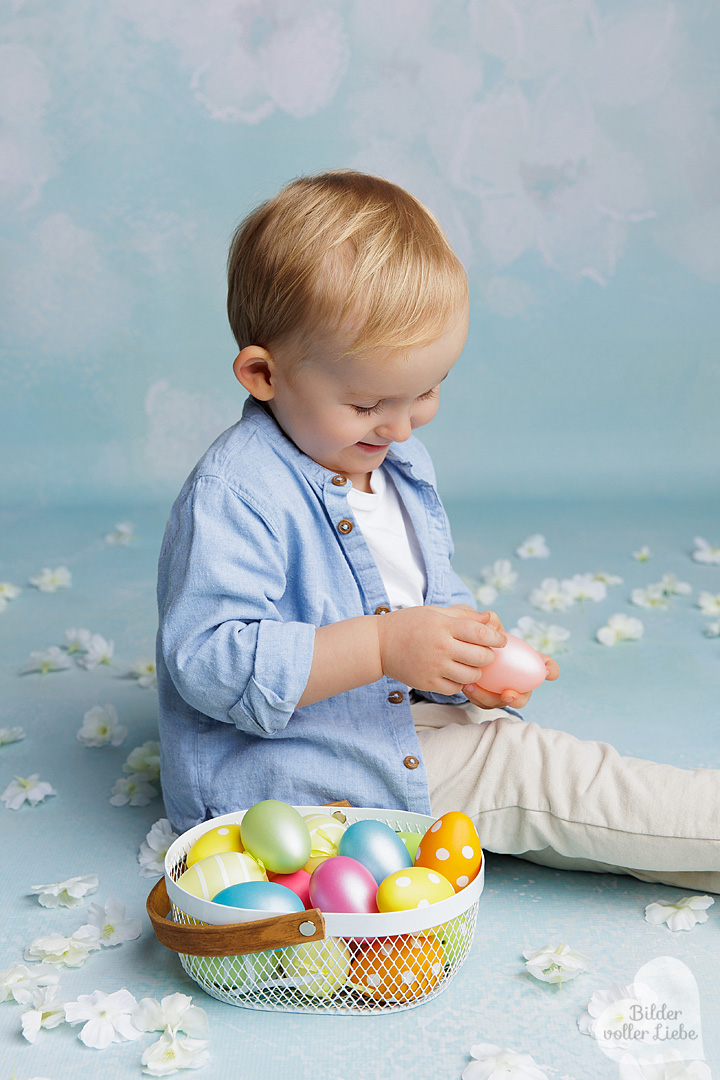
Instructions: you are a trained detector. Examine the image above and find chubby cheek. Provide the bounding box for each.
[411,396,440,430]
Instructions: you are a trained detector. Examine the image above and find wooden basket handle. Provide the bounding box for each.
[147,802,349,957]
[146,877,326,956]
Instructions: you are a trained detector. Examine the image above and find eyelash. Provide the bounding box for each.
[350,387,438,416]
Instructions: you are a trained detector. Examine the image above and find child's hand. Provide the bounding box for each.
[460,610,560,709]
[375,604,508,697]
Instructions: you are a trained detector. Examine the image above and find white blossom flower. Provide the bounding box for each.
[130,659,158,688]
[83,898,142,946]
[110,775,158,807]
[123,740,161,782]
[0,583,21,612]
[25,925,101,967]
[21,647,72,675]
[63,627,93,653]
[592,572,624,587]
[658,573,692,596]
[704,619,720,638]
[20,984,67,1043]
[474,584,499,607]
[104,521,135,545]
[692,537,720,565]
[510,616,569,656]
[644,895,714,932]
[578,980,658,1039]
[697,591,720,616]
[2,774,57,810]
[30,874,99,908]
[596,614,645,646]
[0,726,26,746]
[76,634,114,669]
[633,546,653,561]
[64,988,142,1049]
[462,1043,548,1080]
[631,585,670,610]
[28,566,72,592]
[481,559,518,591]
[138,819,178,878]
[141,1030,210,1076]
[516,535,550,559]
[529,578,575,613]
[617,1051,712,1080]
[561,574,607,603]
[523,941,590,985]
[0,963,59,1005]
[76,705,128,748]
[133,993,209,1038]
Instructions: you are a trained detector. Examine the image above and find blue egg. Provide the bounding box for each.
[338,820,412,884]
[212,880,304,913]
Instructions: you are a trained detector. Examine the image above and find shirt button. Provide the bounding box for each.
[403,755,420,770]
[374,605,390,615]
[331,475,347,486]
[337,519,353,535]
[388,690,404,704]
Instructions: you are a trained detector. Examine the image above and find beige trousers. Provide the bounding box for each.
[412,701,720,894]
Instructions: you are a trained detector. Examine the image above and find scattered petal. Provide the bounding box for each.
[658,573,692,596]
[21,647,72,676]
[76,705,128,748]
[0,582,21,608]
[463,1043,549,1080]
[138,819,178,878]
[0,726,26,746]
[141,1029,210,1075]
[561,574,607,603]
[704,619,720,638]
[474,583,499,607]
[63,627,93,653]
[529,578,575,613]
[644,895,714,932]
[64,988,142,1049]
[0,963,59,1005]
[692,537,720,565]
[83,898,142,946]
[523,941,590,985]
[110,775,158,807]
[123,740,161,782]
[104,521,135,545]
[133,992,209,1038]
[25,925,101,967]
[578,979,658,1040]
[30,874,99,908]
[592,572,624,587]
[76,634,115,670]
[697,591,720,616]
[2,774,57,810]
[510,615,570,656]
[631,585,669,610]
[130,659,158,688]
[28,567,72,592]
[516,535,550,559]
[633,546,653,561]
[596,614,645,646]
[20,984,67,1043]
[481,559,518,591]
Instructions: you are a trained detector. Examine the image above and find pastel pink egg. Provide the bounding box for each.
[267,869,312,909]
[309,856,379,914]
[476,634,547,695]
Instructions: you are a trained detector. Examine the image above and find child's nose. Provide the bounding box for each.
[375,412,413,443]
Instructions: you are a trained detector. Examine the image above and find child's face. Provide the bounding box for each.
[266,303,469,492]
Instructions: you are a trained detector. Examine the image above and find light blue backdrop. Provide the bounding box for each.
[2,0,719,506]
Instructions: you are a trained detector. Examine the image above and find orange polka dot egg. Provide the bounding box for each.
[414,811,482,892]
[350,933,445,1003]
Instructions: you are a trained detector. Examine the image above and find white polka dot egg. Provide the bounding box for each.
[376,865,454,912]
[414,811,483,893]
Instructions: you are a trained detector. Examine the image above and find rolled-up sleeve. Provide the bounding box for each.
[158,475,316,736]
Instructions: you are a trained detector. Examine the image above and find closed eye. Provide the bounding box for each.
[350,386,439,416]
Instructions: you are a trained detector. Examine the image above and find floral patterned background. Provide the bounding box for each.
[2,0,720,505]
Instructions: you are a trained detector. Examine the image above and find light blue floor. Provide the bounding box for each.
[1,498,718,1080]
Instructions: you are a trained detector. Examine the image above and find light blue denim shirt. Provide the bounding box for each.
[157,396,477,833]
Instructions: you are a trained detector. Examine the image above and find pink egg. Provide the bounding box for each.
[476,633,547,695]
[309,856,379,914]
[267,869,312,909]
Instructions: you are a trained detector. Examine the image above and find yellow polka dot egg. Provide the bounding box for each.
[376,866,454,912]
[414,811,482,893]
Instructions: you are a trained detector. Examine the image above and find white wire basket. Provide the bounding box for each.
[147,805,484,1015]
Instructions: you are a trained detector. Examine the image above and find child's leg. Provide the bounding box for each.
[412,701,720,894]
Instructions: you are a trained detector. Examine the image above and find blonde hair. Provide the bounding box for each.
[227,170,467,365]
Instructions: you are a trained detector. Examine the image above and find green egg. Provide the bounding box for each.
[397,831,422,860]
[240,800,312,874]
[281,939,352,999]
[186,949,280,995]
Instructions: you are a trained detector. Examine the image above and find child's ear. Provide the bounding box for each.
[233,346,276,400]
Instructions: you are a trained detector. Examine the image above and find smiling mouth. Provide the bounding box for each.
[356,441,390,450]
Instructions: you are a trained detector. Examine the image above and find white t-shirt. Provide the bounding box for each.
[346,466,427,610]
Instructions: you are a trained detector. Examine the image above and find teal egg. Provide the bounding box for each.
[212,880,304,913]
[338,819,412,884]
[240,800,312,874]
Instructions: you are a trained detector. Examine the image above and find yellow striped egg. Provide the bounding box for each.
[302,813,347,858]
[177,851,266,901]
[186,823,244,868]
